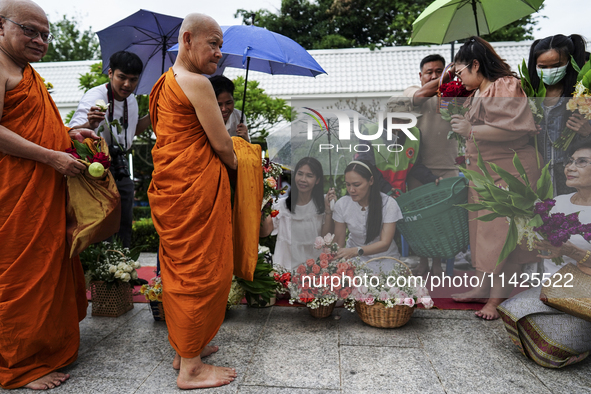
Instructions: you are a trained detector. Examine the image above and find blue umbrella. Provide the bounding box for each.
[97,9,182,95]
[168,24,326,122]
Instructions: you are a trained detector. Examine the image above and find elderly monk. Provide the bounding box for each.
[0,0,96,390]
[148,14,238,389]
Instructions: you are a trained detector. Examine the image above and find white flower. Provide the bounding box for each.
[120,272,131,282]
[124,264,133,273]
[95,99,109,111]
[131,270,138,280]
[132,261,141,269]
[108,265,117,274]
[420,296,434,309]
[314,236,324,250]
[258,245,270,255]
[117,262,127,271]
[114,270,122,279]
[323,233,335,245]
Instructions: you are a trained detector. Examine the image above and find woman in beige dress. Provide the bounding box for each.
[449,37,542,320]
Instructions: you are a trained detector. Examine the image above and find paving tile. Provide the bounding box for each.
[0,378,142,394]
[238,387,340,393]
[244,307,340,389]
[417,319,554,394]
[337,308,421,348]
[340,346,444,394]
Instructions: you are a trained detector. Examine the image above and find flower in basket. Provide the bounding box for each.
[439,79,472,152]
[553,57,591,151]
[140,276,163,302]
[261,158,288,221]
[343,264,434,312]
[235,245,281,307]
[80,240,145,288]
[288,234,350,309]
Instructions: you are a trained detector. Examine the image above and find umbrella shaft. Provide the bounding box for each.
[240,57,251,124]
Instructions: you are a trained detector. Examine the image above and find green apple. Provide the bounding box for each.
[88,162,105,178]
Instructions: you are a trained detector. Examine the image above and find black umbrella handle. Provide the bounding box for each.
[240,56,251,124]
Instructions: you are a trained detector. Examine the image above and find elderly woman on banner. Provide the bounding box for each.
[449,37,542,320]
[498,140,591,368]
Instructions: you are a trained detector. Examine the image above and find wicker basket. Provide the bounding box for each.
[354,257,414,328]
[308,302,336,318]
[90,281,134,317]
[149,301,165,321]
[396,176,469,259]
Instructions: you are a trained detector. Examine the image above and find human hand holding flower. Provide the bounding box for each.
[567,112,591,137]
[535,239,573,260]
[450,114,471,138]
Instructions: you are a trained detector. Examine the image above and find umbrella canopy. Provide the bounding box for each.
[168,25,326,77]
[97,9,182,95]
[410,0,544,44]
[267,109,374,181]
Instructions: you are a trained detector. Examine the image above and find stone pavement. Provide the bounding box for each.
[3,302,590,394]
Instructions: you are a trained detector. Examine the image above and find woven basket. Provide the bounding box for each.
[149,301,165,321]
[308,302,336,318]
[354,257,414,328]
[396,176,469,259]
[90,281,134,317]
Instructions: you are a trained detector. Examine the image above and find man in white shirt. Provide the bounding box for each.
[70,51,151,247]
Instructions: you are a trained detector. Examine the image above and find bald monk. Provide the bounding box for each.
[148,14,238,389]
[0,0,96,390]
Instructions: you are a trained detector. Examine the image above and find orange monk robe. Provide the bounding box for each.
[0,65,88,389]
[149,69,234,358]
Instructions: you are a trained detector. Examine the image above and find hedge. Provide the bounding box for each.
[132,217,159,252]
[133,206,152,221]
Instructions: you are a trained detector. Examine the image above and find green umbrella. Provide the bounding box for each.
[410,0,544,44]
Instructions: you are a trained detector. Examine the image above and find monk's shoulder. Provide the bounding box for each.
[0,57,24,92]
[175,70,212,93]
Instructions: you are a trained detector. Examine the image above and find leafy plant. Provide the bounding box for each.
[235,248,279,307]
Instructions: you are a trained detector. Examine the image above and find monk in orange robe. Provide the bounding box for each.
[148,14,239,389]
[0,0,95,389]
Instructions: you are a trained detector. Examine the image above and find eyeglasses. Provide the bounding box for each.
[455,63,471,79]
[1,16,53,43]
[565,157,591,168]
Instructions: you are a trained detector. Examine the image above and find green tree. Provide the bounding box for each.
[43,15,100,62]
[232,76,292,144]
[236,0,541,49]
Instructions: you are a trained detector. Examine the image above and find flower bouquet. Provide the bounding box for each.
[456,143,590,266]
[227,276,246,310]
[81,240,145,317]
[288,234,353,317]
[261,158,287,221]
[439,77,472,152]
[553,57,591,151]
[66,137,111,179]
[345,257,433,328]
[235,245,280,307]
[140,276,165,321]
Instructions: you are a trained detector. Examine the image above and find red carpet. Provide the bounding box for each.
[87,266,158,303]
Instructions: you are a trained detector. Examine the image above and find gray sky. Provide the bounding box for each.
[38,0,590,43]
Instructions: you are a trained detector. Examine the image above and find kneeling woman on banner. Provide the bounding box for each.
[332,160,403,273]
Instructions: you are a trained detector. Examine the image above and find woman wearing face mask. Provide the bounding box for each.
[528,34,590,195]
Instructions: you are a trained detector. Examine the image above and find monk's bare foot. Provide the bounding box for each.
[177,358,236,389]
[24,372,69,390]
[200,345,219,358]
[173,353,181,370]
[475,299,504,320]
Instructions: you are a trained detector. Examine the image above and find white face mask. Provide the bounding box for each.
[536,64,568,86]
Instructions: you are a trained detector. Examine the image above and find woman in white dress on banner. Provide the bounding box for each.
[270,157,336,271]
[333,160,403,273]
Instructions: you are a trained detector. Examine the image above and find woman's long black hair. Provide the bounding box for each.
[344,160,382,245]
[286,157,325,214]
[454,36,515,82]
[527,34,588,97]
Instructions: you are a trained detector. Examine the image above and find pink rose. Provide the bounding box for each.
[306,259,315,267]
[314,237,324,249]
[296,265,307,275]
[324,233,335,244]
[266,177,277,188]
[319,253,329,261]
[345,269,355,279]
[319,259,329,269]
[364,295,375,306]
[339,288,351,299]
[419,297,434,309]
[403,298,415,307]
[312,264,321,274]
[337,262,349,271]
[378,291,390,302]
